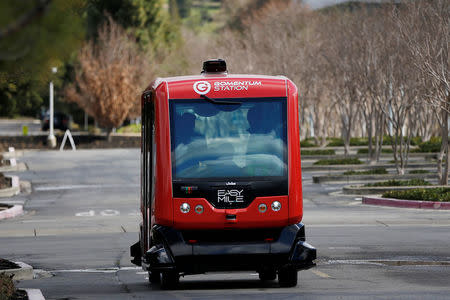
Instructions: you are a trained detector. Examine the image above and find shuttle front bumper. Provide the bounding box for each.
[142,223,316,274]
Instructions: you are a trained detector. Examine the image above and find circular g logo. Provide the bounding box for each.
[193,81,211,95]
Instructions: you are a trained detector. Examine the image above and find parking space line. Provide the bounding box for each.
[311,269,332,278]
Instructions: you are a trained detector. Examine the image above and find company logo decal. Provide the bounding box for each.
[218,189,244,203]
[193,81,211,95]
[214,81,261,91]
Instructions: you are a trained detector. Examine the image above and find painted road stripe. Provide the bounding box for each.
[35,184,139,191]
[311,270,332,278]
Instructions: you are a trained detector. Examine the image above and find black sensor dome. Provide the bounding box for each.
[202,59,227,73]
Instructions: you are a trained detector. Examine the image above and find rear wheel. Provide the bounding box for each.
[160,271,179,290]
[259,268,277,281]
[278,266,298,287]
[148,271,160,284]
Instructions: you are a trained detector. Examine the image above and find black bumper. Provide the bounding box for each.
[142,223,316,274]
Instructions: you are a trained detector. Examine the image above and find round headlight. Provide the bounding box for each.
[180,203,190,213]
[271,201,281,212]
[258,203,267,213]
[195,205,204,214]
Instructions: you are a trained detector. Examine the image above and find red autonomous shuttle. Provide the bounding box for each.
[131,59,316,289]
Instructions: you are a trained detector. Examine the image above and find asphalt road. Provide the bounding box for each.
[0,119,43,136]
[1,149,450,299]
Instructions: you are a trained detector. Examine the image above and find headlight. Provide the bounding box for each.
[180,203,190,213]
[195,205,204,214]
[258,203,267,213]
[271,201,281,212]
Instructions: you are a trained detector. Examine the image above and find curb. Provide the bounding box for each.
[303,162,438,172]
[313,173,437,184]
[342,185,447,195]
[0,175,20,198]
[23,289,46,300]
[0,204,23,220]
[0,261,33,280]
[363,196,450,210]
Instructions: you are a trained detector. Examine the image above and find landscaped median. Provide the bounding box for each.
[363,187,450,210]
[342,179,437,195]
[1,258,43,300]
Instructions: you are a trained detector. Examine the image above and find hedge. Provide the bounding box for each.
[313,158,362,165]
[382,187,450,202]
[301,149,335,155]
[343,168,388,175]
[365,179,431,187]
[357,148,393,154]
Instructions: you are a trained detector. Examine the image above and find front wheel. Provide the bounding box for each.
[278,267,298,287]
[148,271,160,284]
[160,271,179,290]
[259,268,277,281]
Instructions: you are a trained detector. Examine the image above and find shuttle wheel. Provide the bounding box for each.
[148,271,160,284]
[259,268,277,281]
[278,266,298,287]
[160,271,179,290]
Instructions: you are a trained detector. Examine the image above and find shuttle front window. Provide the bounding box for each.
[169,97,287,179]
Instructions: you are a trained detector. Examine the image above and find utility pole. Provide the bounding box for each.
[47,67,58,148]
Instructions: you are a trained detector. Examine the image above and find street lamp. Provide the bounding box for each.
[47,67,58,148]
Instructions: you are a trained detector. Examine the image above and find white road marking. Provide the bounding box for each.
[75,210,95,217]
[51,266,141,273]
[100,209,120,216]
[311,269,332,278]
[35,184,139,191]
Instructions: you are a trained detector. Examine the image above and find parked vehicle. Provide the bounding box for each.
[130,59,316,289]
[41,112,72,131]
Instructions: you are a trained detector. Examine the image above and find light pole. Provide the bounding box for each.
[47,67,58,148]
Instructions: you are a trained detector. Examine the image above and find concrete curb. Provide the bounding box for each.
[0,204,23,220]
[313,173,437,184]
[0,175,20,198]
[0,162,27,172]
[342,185,446,195]
[302,153,436,161]
[23,289,46,300]
[0,261,33,280]
[303,162,438,172]
[363,196,450,210]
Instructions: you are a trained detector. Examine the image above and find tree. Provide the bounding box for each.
[64,17,151,140]
[0,0,85,117]
[85,0,180,50]
[397,0,450,184]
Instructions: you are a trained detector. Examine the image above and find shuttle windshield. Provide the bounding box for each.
[169,97,287,179]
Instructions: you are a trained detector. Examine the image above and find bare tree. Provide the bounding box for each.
[64,17,151,140]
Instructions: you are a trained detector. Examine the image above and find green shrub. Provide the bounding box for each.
[300,139,316,147]
[409,169,430,174]
[383,188,450,202]
[365,179,431,187]
[117,124,141,134]
[0,273,15,300]
[343,168,388,175]
[314,158,362,165]
[326,137,344,147]
[350,137,368,146]
[301,149,335,155]
[357,148,393,154]
[410,136,423,146]
[412,138,442,153]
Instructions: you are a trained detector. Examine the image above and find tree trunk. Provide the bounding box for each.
[106,128,113,143]
[439,107,449,185]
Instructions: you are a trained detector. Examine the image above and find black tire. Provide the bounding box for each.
[160,271,179,290]
[148,271,160,284]
[278,267,298,287]
[259,268,277,281]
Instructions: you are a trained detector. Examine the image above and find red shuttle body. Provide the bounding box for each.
[131,60,316,289]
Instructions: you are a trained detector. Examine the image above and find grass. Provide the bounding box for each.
[343,168,388,175]
[301,149,335,155]
[313,158,362,165]
[383,188,450,202]
[117,124,141,134]
[357,148,393,154]
[409,169,430,174]
[365,179,431,187]
[300,138,316,148]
